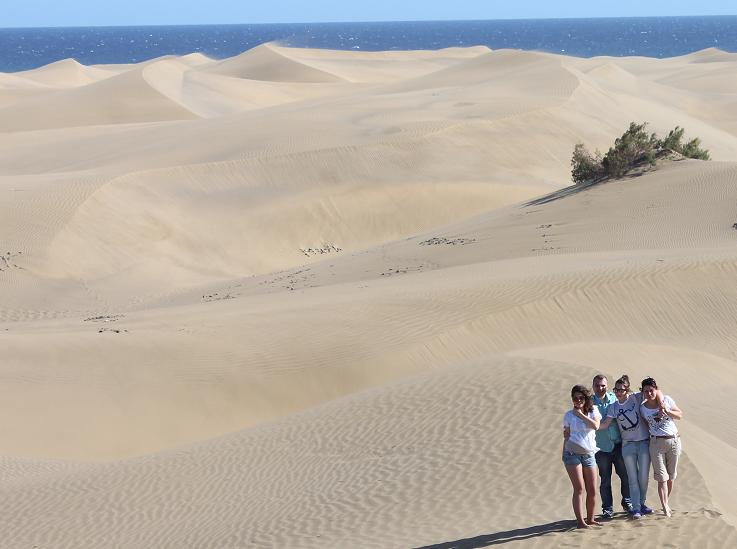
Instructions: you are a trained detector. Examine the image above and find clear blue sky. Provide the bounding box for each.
[3,0,736,28]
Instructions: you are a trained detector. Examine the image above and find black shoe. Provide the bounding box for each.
[602,509,615,519]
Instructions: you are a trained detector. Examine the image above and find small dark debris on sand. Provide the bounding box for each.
[202,293,236,302]
[0,251,23,272]
[258,267,315,291]
[300,244,342,257]
[380,265,426,277]
[420,237,476,246]
[98,328,128,334]
[84,314,125,323]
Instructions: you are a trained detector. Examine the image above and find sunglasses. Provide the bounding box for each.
[572,395,586,402]
[614,387,627,393]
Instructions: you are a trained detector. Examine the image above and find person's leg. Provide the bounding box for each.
[637,440,651,509]
[613,442,632,510]
[566,464,588,528]
[650,439,671,516]
[582,461,602,526]
[621,442,641,514]
[665,438,681,499]
[595,450,614,515]
[658,480,671,516]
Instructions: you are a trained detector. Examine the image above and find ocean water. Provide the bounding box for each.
[1,16,736,72]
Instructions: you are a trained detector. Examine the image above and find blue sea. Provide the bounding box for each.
[1,16,736,73]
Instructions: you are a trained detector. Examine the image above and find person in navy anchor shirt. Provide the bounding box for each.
[599,375,655,518]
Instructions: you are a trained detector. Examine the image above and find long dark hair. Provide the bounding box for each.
[641,377,658,391]
[571,384,594,415]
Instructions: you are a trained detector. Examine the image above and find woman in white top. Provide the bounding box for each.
[562,384,602,528]
[640,377,683,517]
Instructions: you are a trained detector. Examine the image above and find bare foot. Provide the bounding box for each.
[663,506,672,517]
[585,519,603,526]
[576,522,590,529]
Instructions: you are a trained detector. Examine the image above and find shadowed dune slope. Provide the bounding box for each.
[0,64,199,131]
[271,44,493,83]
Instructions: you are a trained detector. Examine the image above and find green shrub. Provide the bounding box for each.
[681,137,710,160]
[602,122,658,178]
[658,126,711,160]
[571,144,604,184]
[658,126,686,151]
[571,122,710,184]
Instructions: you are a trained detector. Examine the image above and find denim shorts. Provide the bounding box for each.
[562,450,596,467]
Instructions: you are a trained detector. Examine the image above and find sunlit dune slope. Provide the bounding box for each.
[2,45,737,548]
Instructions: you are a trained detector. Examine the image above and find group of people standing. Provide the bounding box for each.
[562,374,683,529]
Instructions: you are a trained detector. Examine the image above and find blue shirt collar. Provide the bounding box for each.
[593,392,615,405]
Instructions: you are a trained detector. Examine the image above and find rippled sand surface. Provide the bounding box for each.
[2,44,737,548]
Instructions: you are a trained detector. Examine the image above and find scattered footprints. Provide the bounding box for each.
[556,507,737,547]
[533,223,563,252]
[84,314,128,333]
[259,267,316,291]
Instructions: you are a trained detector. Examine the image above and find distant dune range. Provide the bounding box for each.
[2,43,737,547]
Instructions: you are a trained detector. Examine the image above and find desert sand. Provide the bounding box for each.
[1,43,737,548]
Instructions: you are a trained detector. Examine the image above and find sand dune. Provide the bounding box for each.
[682,47,737,63]
[0,63,198,131]
[3,357,736,549]
[205,43,347,83]
[15,57,117,87]
[2,45,737,547]
[274,44,492,83]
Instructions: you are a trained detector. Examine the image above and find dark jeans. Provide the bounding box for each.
[595,442,631,512]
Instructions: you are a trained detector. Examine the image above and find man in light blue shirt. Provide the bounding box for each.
[592,374,632,518]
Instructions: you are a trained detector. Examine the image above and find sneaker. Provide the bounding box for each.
[623,503,634,513]
[640,505,654,515]
[631,512,642,519]
[602,509,615,519]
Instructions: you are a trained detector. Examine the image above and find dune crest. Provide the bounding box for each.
[205,42,347,83]
[16,58,117,88]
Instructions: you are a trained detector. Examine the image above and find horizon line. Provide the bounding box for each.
[2,13,737,31]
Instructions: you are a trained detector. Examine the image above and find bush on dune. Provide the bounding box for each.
[680,136,711,160]
[570,143,605,184]
[602,122,659,178]
[571,122,710,185]
[658,126,711,160]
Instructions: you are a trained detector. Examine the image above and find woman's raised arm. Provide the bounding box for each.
[574,408,600,429]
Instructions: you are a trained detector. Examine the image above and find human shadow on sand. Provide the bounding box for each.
[413,519,577,548]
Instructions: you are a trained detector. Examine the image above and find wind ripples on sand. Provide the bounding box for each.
[3,41,737,547]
